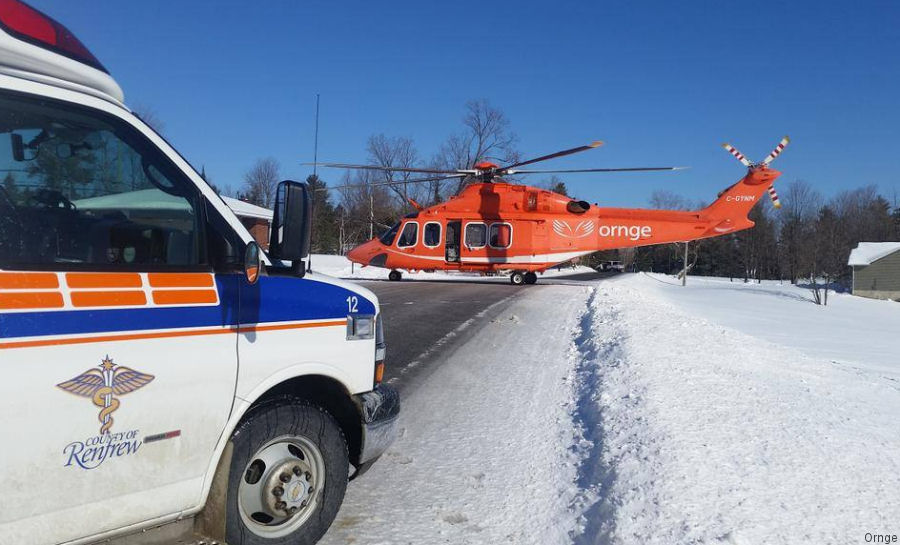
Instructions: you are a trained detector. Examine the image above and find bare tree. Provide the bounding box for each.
[242,157,280,208]
[336,169,399,244]
[366,134,427,211]
[132,104,165,135]
[649,189,689,211]
[778,179,822,283]
[434,99,519,195]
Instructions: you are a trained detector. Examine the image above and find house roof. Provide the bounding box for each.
[222,196,273,221]
[74,188,190,210]
[848,242,900,266]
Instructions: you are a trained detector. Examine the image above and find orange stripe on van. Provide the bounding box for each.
[152,289,218,305]
[0,272,59,289]
[0,292,64,310]
[67,273,142,289]
[147,273,214,288]
[0,320,346,349]
[71,291,147,308]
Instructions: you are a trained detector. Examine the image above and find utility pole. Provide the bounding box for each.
[338,207,345,255]
[369,191,374,240]
[307,94,320,273]
[682,241,689,286]
[313,93,320,178]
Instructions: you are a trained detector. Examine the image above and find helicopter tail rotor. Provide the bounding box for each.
[722,142,753,167]
[722,136,791,210]
[762,136,791,166]
[766,185,782,209]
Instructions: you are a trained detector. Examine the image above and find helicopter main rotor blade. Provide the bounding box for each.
[319,174,466,191]
[502,141,604,170]
[508,166,689,174]
[302,162,469,175]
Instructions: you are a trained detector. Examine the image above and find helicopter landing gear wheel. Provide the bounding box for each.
[524,272,537,285]
[509,271,525,285]
[388,270,402,281]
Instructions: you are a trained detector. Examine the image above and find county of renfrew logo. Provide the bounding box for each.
[57,356,154,434]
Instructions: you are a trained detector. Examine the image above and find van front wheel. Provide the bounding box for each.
[226,399,349,544]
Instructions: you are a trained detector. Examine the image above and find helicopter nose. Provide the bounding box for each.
[347,244,366,264]
[347,240,377,265]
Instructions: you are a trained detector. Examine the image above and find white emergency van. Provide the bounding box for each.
[0,2,398,543]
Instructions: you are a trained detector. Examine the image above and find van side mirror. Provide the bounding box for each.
[268,180,312,270]
[244,241,262,284]
[11,133,25,161]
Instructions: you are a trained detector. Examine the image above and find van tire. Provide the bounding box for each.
[226,398,349,545]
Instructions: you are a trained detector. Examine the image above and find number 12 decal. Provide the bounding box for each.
[346,296,358,313]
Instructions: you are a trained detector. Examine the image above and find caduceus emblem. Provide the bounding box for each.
[57,356,155,434]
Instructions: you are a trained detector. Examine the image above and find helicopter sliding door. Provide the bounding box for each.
[445,220,461,262]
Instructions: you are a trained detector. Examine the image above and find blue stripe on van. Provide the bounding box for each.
[0,274,375,340]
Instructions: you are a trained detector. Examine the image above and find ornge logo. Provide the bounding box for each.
[553,220,652,241]
[599,224,652,241]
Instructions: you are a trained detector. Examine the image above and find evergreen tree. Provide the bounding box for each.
[306,174,340,253]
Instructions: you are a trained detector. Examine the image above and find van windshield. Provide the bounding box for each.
[0,91,202,268]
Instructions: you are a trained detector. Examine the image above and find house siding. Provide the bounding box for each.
[853,249,900,300]
[240,217,271,250]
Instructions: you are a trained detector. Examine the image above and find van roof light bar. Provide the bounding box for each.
[0,0,107,73]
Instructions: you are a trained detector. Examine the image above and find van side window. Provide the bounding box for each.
[423,222,441,247]
[489,223,512,248]
[0,91,203,270]
[397,222,417,248]
[465,223,486,248]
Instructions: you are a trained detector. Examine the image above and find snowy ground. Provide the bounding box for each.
[307,253,596,281]
[322,284,595,544]
[586,274,900,544]
[322,272,900,544]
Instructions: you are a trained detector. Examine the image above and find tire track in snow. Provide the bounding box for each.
[571,287,624,545]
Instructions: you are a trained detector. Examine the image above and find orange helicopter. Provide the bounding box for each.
[310,137,789,284]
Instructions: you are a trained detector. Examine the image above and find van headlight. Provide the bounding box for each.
[347,314,375,340]
[375,313,385,361]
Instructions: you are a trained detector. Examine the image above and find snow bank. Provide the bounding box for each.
[321,285,594,544]
[307,253,596,282]
[585,274,900,544]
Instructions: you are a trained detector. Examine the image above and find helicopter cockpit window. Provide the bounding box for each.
[489,223,512,249]
[464,223,486,249]
[397,222,418,248]
[0,91,202,270]
[423,222,441,247]
[379,223,400,246]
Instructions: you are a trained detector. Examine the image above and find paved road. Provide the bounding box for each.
[359,271,611,392]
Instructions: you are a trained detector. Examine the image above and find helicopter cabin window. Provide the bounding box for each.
[423,222,441,247]
[464,222,486,249]
[489,223,512,249]
[379,222,400,245]
[397,221,418,248]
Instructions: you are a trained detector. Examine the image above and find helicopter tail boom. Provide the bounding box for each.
[698,167,782,236]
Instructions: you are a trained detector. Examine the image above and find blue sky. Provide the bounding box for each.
[31,0,900,207]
